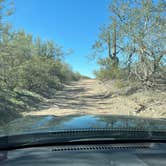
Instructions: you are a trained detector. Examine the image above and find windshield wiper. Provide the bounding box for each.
[1,128,166,150]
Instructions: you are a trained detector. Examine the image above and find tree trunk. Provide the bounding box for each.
[111,18,119,67]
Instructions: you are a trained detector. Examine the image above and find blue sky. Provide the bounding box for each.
[10,0,110,77]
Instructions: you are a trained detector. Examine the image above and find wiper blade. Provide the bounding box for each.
[1,128,166,150]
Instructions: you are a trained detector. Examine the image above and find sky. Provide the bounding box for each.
[10,0,111,77]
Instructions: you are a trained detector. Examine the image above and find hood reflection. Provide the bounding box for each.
[1,115,166,136]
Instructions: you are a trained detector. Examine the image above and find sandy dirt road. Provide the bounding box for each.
[23,79,113,116]
[22,79,166,118]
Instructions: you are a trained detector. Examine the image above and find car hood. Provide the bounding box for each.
[1,114,166,136]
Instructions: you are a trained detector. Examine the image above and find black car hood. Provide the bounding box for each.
[1,114,166,136]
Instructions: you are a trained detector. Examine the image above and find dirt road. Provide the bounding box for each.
[22,79,111,116]
[23,79,166,118]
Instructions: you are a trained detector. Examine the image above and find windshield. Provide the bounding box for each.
[0,0,166,142]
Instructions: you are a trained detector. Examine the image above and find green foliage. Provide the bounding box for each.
[93,0,166,87]
[0,29,80,94]
[94,67,126,80]
[94,57,128,80]
[72,72,82,81]
[0,11,81,96]
[0,0,82,124]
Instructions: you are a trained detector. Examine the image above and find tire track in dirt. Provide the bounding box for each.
[22,79,166,118]
[22,79,114,116]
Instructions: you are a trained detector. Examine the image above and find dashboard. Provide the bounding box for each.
[1,143,166,166]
